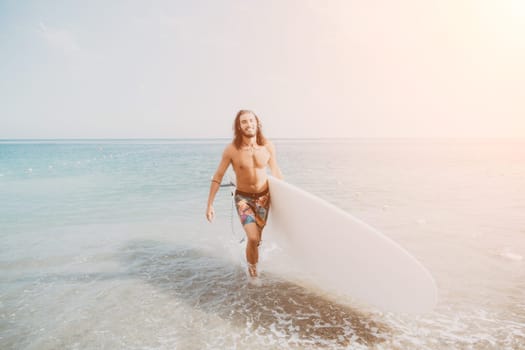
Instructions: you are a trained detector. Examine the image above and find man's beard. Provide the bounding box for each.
[241,129,256,138]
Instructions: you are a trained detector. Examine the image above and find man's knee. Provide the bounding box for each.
[247,237,260,247]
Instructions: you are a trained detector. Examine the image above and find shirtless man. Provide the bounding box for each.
[206,110,283,278]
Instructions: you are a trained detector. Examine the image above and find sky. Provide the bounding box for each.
[1,0,524,139]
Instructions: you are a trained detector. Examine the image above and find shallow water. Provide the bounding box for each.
[1,139,524,349]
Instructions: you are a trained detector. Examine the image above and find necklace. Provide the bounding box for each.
[243,142,256,153]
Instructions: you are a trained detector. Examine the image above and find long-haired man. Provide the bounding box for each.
[206,109,283,279]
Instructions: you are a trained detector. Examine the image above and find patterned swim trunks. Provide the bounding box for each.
[234,187,270,229]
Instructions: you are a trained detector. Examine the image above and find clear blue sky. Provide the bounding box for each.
[1,0,524,138]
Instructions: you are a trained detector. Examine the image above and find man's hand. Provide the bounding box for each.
[206,205,215,222]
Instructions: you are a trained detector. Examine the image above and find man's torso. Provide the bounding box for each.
[229,143,270,193]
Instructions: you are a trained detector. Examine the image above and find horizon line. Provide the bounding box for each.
[1,136,524,140]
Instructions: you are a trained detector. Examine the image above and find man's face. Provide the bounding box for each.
[239,113,257,137]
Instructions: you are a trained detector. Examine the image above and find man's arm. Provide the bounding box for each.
[266,141,283,180]
[206,145,232,222]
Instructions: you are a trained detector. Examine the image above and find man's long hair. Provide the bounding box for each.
[232,110,267,149]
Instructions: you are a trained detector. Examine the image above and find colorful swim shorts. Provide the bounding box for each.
[234,187,270,229]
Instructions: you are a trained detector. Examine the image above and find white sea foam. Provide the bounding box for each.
[497,250,523,261]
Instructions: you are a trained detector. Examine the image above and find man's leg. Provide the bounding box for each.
[243,222,261,277]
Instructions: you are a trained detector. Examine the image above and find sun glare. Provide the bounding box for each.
[480,0,525,38]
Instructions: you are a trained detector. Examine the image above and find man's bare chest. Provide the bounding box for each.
[233,146,270,169]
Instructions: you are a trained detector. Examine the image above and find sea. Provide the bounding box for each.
[1,138,524,350]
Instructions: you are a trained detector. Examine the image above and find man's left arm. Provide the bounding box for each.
[267,141,283,179]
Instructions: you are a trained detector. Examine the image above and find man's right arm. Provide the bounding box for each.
[206,145,232,222]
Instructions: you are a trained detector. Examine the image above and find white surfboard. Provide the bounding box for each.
[265,176,437,314]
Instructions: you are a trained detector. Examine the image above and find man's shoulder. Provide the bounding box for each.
[223,142,237,156]
[263,140,275,151]
[226,142,238,151]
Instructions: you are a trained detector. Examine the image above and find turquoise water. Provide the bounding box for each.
[1,140,219,231]
[1,139,524,349]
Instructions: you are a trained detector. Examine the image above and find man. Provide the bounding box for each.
[206,109,283,279]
